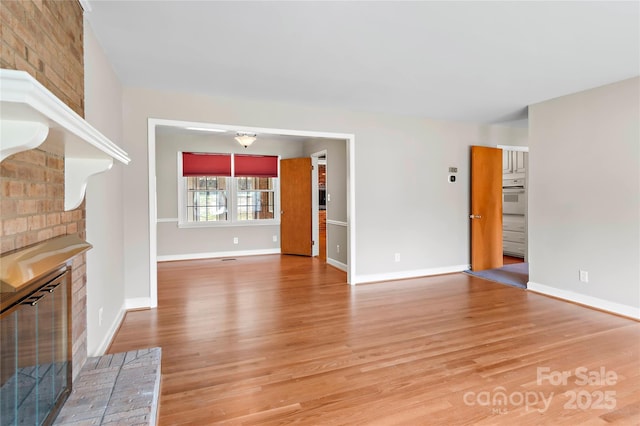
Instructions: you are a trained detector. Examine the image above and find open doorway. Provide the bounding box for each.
[501,146,528,264]
[466,145,529,289]
[318,156,327,261]
[497,146,529,288]
[311,150,327,260]
[147,119,355,308]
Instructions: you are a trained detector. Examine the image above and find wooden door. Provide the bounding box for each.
[470,146,503,271]
[280,158,313,256]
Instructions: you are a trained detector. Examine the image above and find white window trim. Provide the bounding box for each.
[177,152,281,228]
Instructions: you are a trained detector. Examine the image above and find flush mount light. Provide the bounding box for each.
[235,132,257,148]
[185,127,227,132]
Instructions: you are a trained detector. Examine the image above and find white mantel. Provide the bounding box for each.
[0,69,130,210]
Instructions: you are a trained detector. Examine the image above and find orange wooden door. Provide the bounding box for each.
[470,146,503,271]
[280,158,313,256]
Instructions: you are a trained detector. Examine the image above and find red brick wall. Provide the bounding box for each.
[0,0,87,379]
[318,164,326,188]
[0,0,84,115]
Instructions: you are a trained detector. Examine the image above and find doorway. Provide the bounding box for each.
[498,145,529,288]
[311,150,327,261]
[466,145,529,289]
[147,119,356,308]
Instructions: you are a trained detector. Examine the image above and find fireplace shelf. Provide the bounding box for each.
[0,68,131,210]
[0,234,92,299]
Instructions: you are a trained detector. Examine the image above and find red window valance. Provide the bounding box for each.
[234,155,279,178]
[182,152,231,177]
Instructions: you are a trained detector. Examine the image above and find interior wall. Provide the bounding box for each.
[121,87,491,299]
[155,131,304,258]
[528,77,640,317]
[303,138,348,265]
[483,124,529,147]
[83,21,126,356]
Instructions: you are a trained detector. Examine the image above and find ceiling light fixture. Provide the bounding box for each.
[235,132,257,148]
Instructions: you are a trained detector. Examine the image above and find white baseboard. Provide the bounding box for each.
[352,264,470,285]
[90,297,152,357]
[124,297,152,310]
[326,258,347,272]
[528,281,640,320]
[91,305,127,357]
[157,248,281,262]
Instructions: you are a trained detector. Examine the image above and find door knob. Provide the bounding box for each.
[469,214,482,219]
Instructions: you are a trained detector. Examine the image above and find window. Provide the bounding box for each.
[236,177,276,221]
[185,176,229,222]
[178,152,279,227]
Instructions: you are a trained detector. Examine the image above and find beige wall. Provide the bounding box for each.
[528,77,640,317]
[84,20,127,356]
[483,124,529,147]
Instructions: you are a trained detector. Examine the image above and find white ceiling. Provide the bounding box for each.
[85,1,639,124]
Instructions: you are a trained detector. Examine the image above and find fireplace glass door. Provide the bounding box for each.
[1,267,71,425]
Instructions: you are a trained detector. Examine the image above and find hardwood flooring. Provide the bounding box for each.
[319,210,326,261]
[108,255,640,425]
[318,226,326,261]
[503,255,524,265]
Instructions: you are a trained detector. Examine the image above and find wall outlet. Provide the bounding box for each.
[395,253,401,262]
[98,307,104,326]
[579,270,589,283]
[233,237,239,244]
[336,244,340,253]
[272,235,278,242]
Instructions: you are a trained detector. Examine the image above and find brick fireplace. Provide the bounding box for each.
[0,0,88,382]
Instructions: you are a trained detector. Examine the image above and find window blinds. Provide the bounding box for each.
[234,154,278,177]
[182,152,278,177]
[182,152,231,176]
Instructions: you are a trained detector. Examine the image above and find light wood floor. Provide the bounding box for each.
[108,255,640,425]
[503,255,524,265]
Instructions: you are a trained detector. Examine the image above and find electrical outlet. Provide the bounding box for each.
[233,237,239,244]
[336,244,340,253]
[395,253,401,262]
[579,270,589,283]
[98,307,103,326]
[273,235,278,242]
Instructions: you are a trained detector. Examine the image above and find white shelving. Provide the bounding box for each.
[1,69,130,210]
